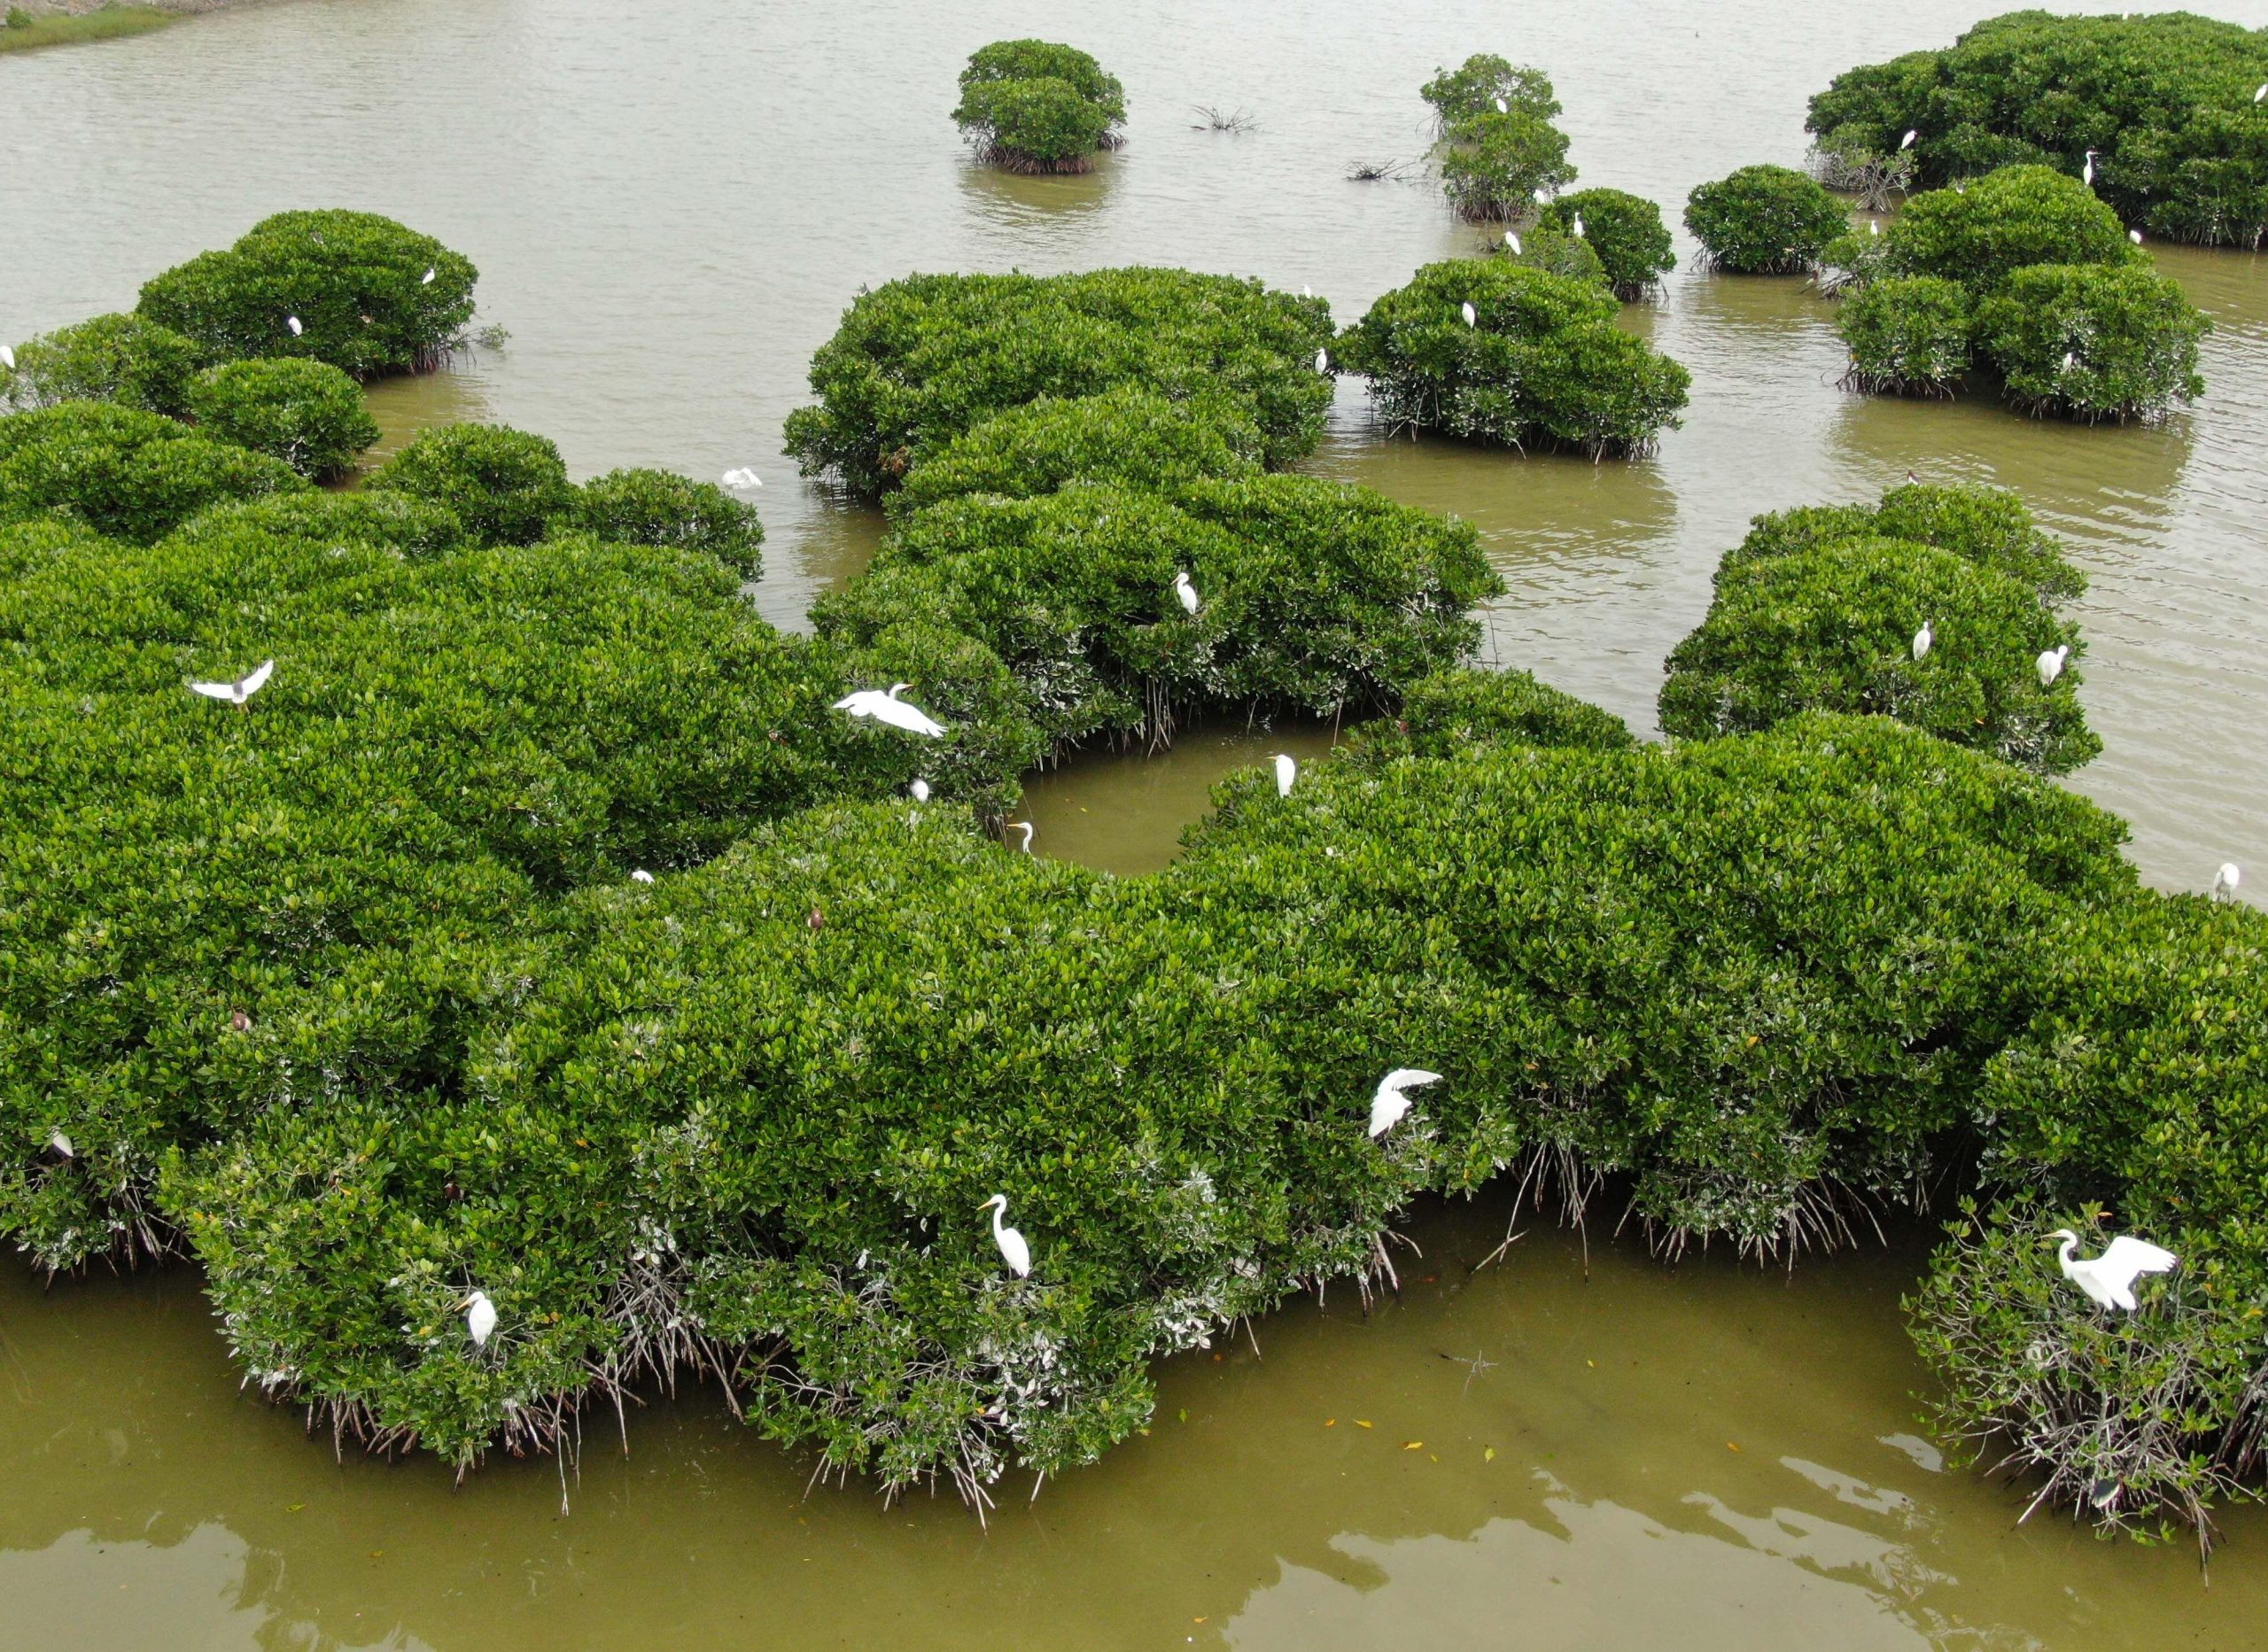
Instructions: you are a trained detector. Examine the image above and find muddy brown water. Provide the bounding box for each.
[5,1,2268,1646]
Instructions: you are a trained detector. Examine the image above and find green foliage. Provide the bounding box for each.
[137,209,478,379]
[1490,219,1608,290]
[1659,536,2099,774]
[1437,112,1578,223]
[167,488,467,560]
[783,268,1334,492]
[1333,260,1690,458]
[1837,275,1972,393]
[1975,261,2209,423]
[1419,54,1562,131]
[0,313,208,417]
[1683,164,1852,273]
[1356,666,1637,761]
[368,423,574,547]
[952,39,1124,170]
[185,357,380,479]
[1727,480,2086,602]
[1882,166,2140,294]
[568,468,764,577]
[1539,189,1677,299]
[0,399,307,543]
[1807,11,2268,246]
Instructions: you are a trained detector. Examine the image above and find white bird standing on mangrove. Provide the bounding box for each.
[1495,96,1508,113]
[2037,644,2069,687]
[1900,128,1919,150]
[1314,346,1330,374]
[422,267,438,284]
[631,869,655,884]
[188,659,275,708]
[2061,350,2078,373]
[0,345,14,371]
[2256,82,2266,104]
[1272,753,1297,797]
[980,1194,1031,1277]
[1868,218,1880,237]
[2215,862,2241,902]
[1571,211,1586,238]
[1912,620,1933,662]
[721,467,761,489]
[2130,229,2145,244]
[1503,229,1522,255]
[286,315,303,337]
[2046,1229,2176,1312]
[1174,570,1200,616]
[2082,149,2097,186]
[49,1128,73,1160]
[1461,300,1478,327]
[1006,820,1034,854]
[910,778,931,804]
[833,682,948,737]
[460,1289,499,1347]
[1368,1068,1442,1137]
[1533,187,1550,205]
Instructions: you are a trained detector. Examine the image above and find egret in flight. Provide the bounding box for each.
[721,467,761,489]
[1174,570,1200,615]
[189,660,275,708]
[1273,753,1296,797]
[1912,620,1932,662]
[1461,300,1478,327]
[461,1289,499,1347]
[910,778,931,804]
[286,315,303,337]
[980,1194,1031,1277]
[2214,862,2241,902]
[834,683,947,737]
[1006,820,1035,854]
[1899,128,1918,150]
[1503,229,1522,255]
[2036,644,2069,687]
[2047,1229,2176,1312]
[1368,1068,1441,1137]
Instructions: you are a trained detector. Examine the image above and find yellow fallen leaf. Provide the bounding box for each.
[284,1503,305,1513]
[1324,1418,1337,1427]
[1587,1360,1596,1369]
[1727,1441,1742,1453]
[1402,1440,1424,1451]
[1484,1446,1496,1462]
[1354,1419,1373,1429]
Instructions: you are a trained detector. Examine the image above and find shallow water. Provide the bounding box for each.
[6,0,2268,1644]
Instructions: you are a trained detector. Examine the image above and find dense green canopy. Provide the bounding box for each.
[951,39,1125,171]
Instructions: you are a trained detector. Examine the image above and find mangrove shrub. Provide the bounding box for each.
[1975,262,2208,423]
[186,357,381,479]
[0,312,208,417]
[1539,189,1676,299]
[0,399,306,543]
[952,39,1125,172]
[1437,111,1578,222]
[568,467,765,576]
[1684,165,1850,274]
[1837,275,1972,394]
[368,423,574,546]
[1420,53,1562,131]
[1881,166,2139,294]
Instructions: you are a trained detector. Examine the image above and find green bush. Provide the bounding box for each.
[1420,54,1562,131]
[1355,666,1637,761]
[137,209,478,379]
[1726,480,2086,603]
[0,400,307,542]
[1881,166,2140,295]
[952,39,1124,171]
[783,268,1334,492]
[1975,261,2209,423]
[367,423,574,546]
[1837,275,1972,394]
[185,357,380,479]
[1437,112,1578,222]
[0,313,208,417]
[1659,536,2100,774]
[1333,260,1690,458]
[1807,12,2268,246]
[1684,164,1852,274]
[1490,219,1608,290]
[168,487,467,560]
[568,467,765,576]
[1538,189,1677,299]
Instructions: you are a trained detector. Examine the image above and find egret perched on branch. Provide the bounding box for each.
[910,778,931,804]
[2215,862,2241,902]
[1272,753,1297,797]
[460,1289,499,1347]
[49,1129,73,1160]
[630,868,655,884]
[1461,300,1478,327]
[2256,82,2266,104]
[1900,128,1918,150]
[834,683,947,737]
[1368,1068,1441,1137]
[980,1194,1031,1276]
[1533,187,1550,206]
[1571,211,1585,238]
[1912,620,1932,662]
[286,315,303,337]
[2130,229,2144,244]
[2046,1229,2176,1312]
[1868,218,1880,237]
[1503,229,1522,255]
[1174,570,1200,616]
[189,659,274,709]
[721,467,762,490]
[1494,96,1508,113]
[2060,350,2078,374]
[422,267,438,285]
[0,345,14,371]
[2036,644,2069,687]
[2082,149,2097,186]
[1315,346,1330,374]
[1006,820,1034,854]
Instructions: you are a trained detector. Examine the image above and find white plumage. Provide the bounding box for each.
[1868,218,1880,237]
[834,682,948,737]
[1272,753,1296,798]
[461,1289,499,1347]
[1900,128,1918,150]
[1315,347,1330,374]
[1007,820,1034,854]
[0,344,14,371]
[1494,96,1508,113]
[2036,644,2069,687]
[1912,620,1932,662]
[2215,862,2241,902]
[1368,1068,1442,1137]
[1174,570,1200,616]
[2256,82,2266,104]
[286,315,303,337]
[721,467,762,489]
[2047,1229,2176,1312]
[49,1128,73,1159]
[2082,150,2096,186]
[982,1194,1031,1276]
[1504,229,1522,255]
[1571,211,1585,238]
[910,778,931,804]
[188,659,275,707]
[1461,300,1478,327]
[631,868,655,884]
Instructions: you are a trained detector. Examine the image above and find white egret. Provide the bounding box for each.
[1006,820,1034,854]
[833,682,948,737]
[1303,283,1313,297]
[2046,1229,2176,1312]
[2061,350,2078,373]
[2082,149,2096,186]
[1868,218,1880,237]
[721,466,762,489]
[1533,187,1550,205]
[460,1289,499,1346]
[188,659,275,708]
[0,344,14,371]
[1272,753,1296,797]
[49,1128,73,1160]
[2214,862,2241,902]
[1912,620,1933,662]
[980,1194,1031,1276]
[422,267,438,284]
[2130,229,2144,244]
[1461,300,1478,327]
[286,315,303,337]
[1174,570,1200,616]
[910,778,931,804]
[631,868,655,884]
[2036,644,2069,687]
[1571,211,1585,238]
[1368,1067,1442,1137]
[1899,128,1918,150]
[1503,229,1522,255]
[1494,96,1508,113]
[2256,82,2266,104]
[1314,346,1330,374]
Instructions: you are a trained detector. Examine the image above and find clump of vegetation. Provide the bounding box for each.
[1879,166,2140,294]
[1807,11,2268,247]
[0,399,306,542]
[1488,219,1607,289]
[783,268,1333,492]
[0,4,176,54]
[1419,53,1561,132]
[567,467,765,576]
[367,423,574,546]
[1537,189,1676,299]
[137,209,478,378]
[1724,480,2087,602]
[952,39,1125,173]
[1334,260,1690,458]
[1837,275,1972,394]
[1684,164,1852,274]
[185,357,381,479]
[1356,665,1636,760]
[0,313,208,416]
[167,487,468,561]
[1437,110,1577,222]
[1807,134,1916,212]
[1975,262,2208,423]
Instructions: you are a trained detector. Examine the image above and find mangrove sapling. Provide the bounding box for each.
[953,40,1126,173]
[0,312,209,416]
[1191,106,1257,134]
[1346,159,1417,183]
[1683,165,1852,274]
